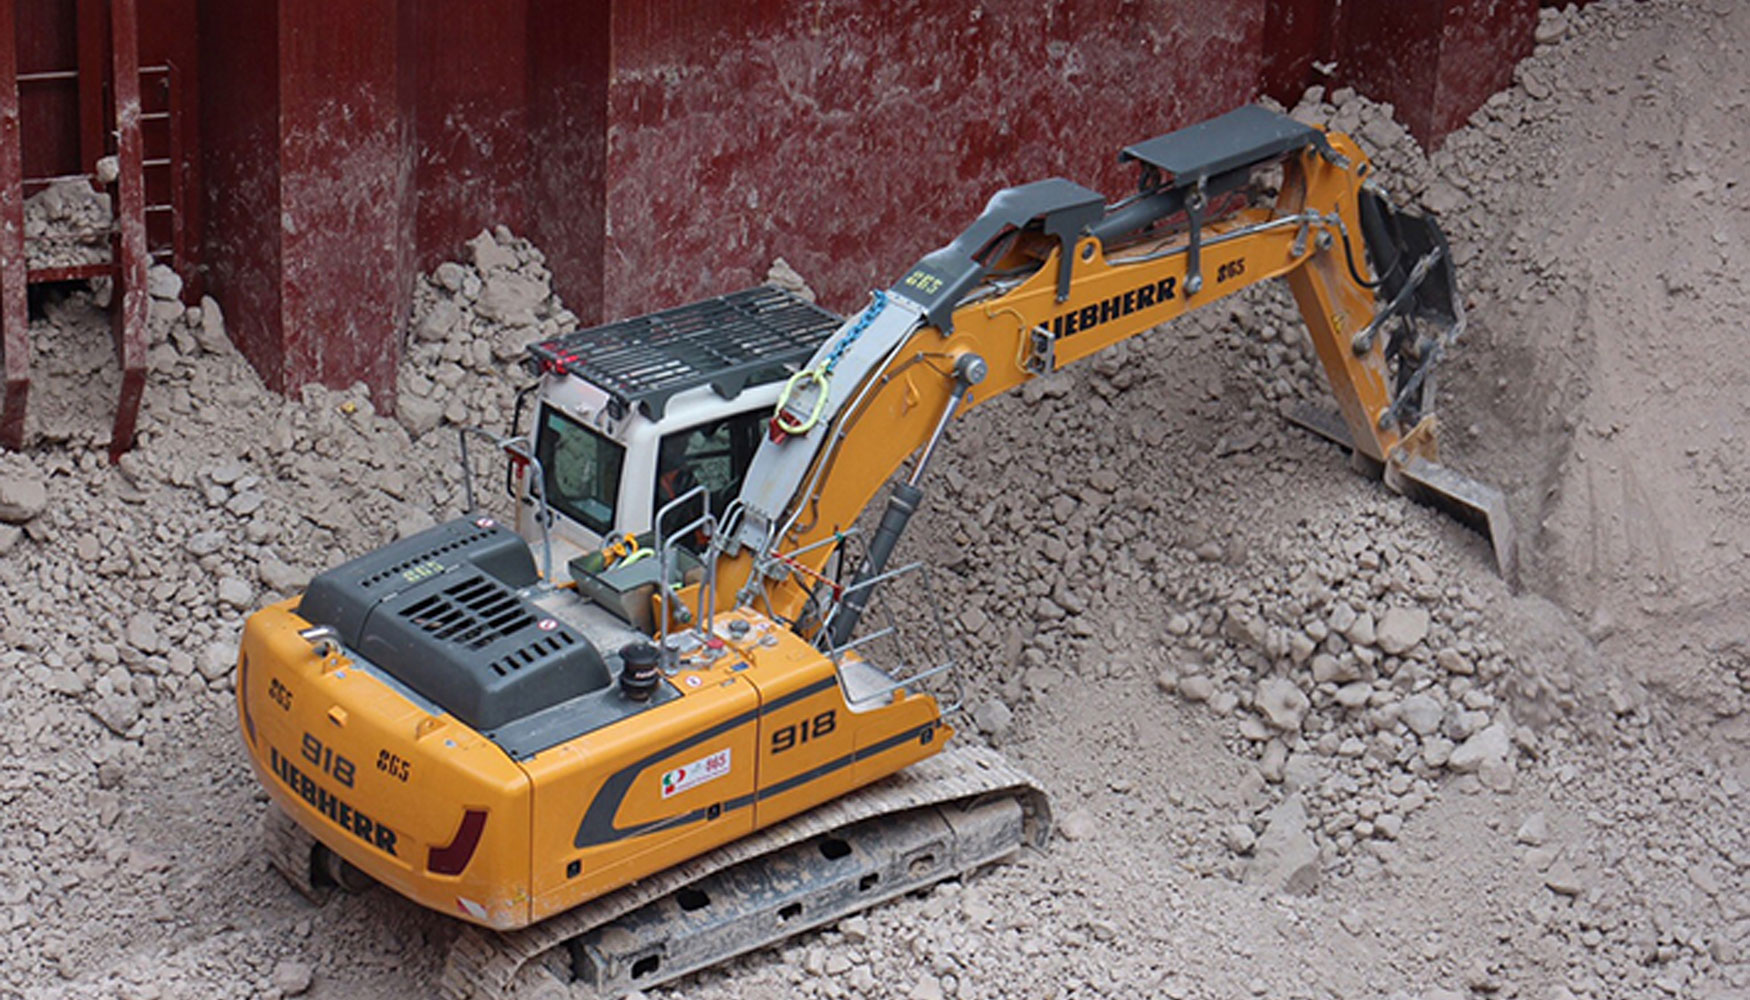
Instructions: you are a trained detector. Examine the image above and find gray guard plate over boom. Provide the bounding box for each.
[1118,104,1334,188]
[734,297,926,552]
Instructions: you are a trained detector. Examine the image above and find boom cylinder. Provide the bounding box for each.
[827,480,924,649]
[825,354,985,648]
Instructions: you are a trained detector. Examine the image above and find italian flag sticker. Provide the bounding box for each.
[660,748,731,799]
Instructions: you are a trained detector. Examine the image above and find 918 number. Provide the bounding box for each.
[301,733,355,788]
[771,711,836,754]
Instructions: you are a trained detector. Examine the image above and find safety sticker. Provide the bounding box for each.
[456,897,488,920]
[660,748,731,799]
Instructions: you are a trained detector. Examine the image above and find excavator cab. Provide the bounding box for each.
[518,287,844,561]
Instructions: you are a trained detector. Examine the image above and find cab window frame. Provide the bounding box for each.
[535,404,625,536]
[652,411,767,530]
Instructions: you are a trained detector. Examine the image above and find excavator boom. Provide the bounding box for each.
[715,105,1513,632]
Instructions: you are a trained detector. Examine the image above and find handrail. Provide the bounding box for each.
[457,425,554,590]
[653,483,715,669]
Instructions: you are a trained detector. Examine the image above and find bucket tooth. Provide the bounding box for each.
[1386,455,1518,588]
[1284,403,1517,587]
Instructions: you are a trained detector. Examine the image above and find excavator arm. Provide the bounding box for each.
[709,105,1513,635]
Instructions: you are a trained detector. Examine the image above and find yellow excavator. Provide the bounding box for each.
[235,105,1512,999]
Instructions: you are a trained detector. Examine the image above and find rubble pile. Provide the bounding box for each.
[0,3,1743,999]
[395,227,579,441]
[23,179,111,271]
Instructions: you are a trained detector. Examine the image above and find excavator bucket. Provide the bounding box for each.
[1284,401,1518,588]
[1279,181,1518,587]
[1387,455,1518,587]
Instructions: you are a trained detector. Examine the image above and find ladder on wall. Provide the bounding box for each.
[0,0,172,461]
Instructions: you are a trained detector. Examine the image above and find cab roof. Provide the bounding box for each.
[527,286,843,421]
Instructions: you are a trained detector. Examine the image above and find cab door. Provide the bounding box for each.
[652,409,767,542]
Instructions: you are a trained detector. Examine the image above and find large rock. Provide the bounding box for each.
[1246,795,1320,895]
[476,273,546,326]
[1515,812,1549,846]
[198,641,236,682]
[1256,677,1310,732]
[90,693,141,735]
[1311,653,1357,684]
[417,297,463,342]
[1325,601,1357,636]
[765,257,816,302]
[466,230,517,273]
[195,295,231,353]
[1343,610,1376,647]
[272,960,314,997]
[257,557,310,593]
[1376,607,1431,655]
[1399,693,1444,736]
[397,393,444,437]
[146,263,183,301]
[0,474,46,523]
[1178,675,1215,703]
[971,697,1013,739]
[1448,722,1512,773]
[434,261,468,292]
[126,612,163,654]
[1223,609,1268,651]
[185,530,225,557]
[217,576,255,609]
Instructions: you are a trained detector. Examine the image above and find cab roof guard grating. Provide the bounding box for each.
[527,286,843,421]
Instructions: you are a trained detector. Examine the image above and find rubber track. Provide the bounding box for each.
[261,803,330,903]
[439,743,1050,1000]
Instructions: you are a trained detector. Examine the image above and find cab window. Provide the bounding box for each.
[536,405,624,535]
[653,411,766,536]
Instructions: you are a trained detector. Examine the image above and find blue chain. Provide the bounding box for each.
[821,290,887,376]
[771,290,889,437]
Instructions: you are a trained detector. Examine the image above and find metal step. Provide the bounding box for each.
[569,798,1022,996]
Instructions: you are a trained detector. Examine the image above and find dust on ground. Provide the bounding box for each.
[0,2,1745,999]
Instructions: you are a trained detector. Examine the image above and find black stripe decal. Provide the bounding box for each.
[755,722,935,803]
[571,676,841,849]
[572,719,938,849]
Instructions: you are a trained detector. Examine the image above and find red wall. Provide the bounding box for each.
[197,0,281,378]
[195,0,607,403]
[13,0,78,183]
[410,0,531,271]
[598,0,1269,318]
[1341,0,1537,142]
[14,0,1550,411]
[525,0,610,322]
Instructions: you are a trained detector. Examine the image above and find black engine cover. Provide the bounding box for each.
[299,516,611,732]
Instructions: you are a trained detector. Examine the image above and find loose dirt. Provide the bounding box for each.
[0,2,1744,999]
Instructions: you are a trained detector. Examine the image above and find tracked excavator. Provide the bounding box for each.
[234,106,1512,998]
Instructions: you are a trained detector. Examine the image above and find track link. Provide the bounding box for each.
[439,743,1049,1000]
[260,803,330,903]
